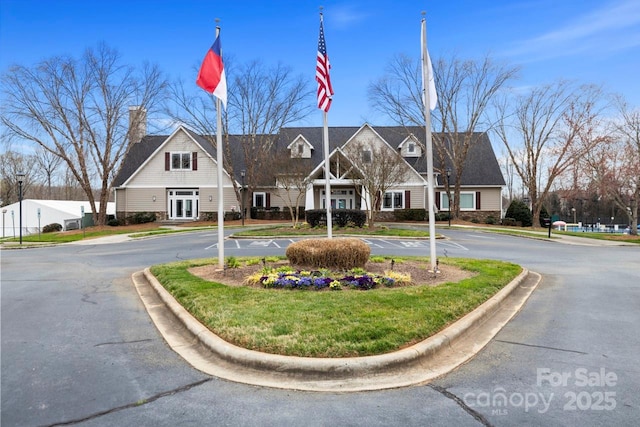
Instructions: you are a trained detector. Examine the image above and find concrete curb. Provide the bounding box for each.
[133,267,540,391]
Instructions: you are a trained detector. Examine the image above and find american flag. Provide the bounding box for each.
[316,15,333,112]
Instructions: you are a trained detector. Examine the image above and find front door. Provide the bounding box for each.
[321,189,355,210]
[168,189,199,220]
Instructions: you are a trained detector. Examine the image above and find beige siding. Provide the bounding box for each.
[407,186,425,208]
[115,188,126,212]
[478,188,502,211]
[119,187,162,212]
[270,188,304,209]
[127,129,233,188]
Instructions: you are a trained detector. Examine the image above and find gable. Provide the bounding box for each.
[119,126,231,188]
[286,135,313,159]
[339,125,426,184]
[398,134,423,158]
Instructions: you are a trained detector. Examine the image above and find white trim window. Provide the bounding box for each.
[382,191,404,210]
[441,192,476,210]
[253,192,266,208]
[171,152,192,170]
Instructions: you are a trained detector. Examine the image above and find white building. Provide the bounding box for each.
[1,200,115,238]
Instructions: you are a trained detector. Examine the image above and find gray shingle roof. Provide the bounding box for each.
[114,125,505,188]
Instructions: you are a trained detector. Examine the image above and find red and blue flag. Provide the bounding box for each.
[197,35,227,108]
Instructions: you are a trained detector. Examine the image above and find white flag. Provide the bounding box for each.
[421,19,437,111]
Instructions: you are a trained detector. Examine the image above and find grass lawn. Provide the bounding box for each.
[232,225,432,238]
[150,256,521,358]
[555,230,640,244]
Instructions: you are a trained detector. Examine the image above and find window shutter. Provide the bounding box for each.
[266,193,271,209]
[192,152,198,171]
[405,190,411,209]
[476,192,481,210]
[435,191,441,210]
[165,152,170,171]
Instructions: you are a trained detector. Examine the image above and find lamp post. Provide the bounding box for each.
[240,170,246,227]
[17,171,25,245]
[446,168,451,227]
[571,207,576,224]
[2,208,6,238]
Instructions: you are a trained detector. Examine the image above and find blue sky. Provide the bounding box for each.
[1,0,639,128]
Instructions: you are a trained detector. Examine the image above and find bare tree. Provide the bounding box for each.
[32,146,63,199]
[343,139,410,228]
[1,43,167,225]
[612,97,640,234]
[271,149,313,228]
[369,53,518,217]
[494,81,608,226]
[0,151,35,205]
[582,96,639,235]
[166,60,314,208]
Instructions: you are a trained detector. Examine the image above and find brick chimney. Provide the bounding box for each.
[128,106,147,143]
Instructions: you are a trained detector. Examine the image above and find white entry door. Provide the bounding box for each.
[168,189,199,219]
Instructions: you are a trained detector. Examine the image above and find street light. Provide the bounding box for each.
[17,171,25,245]
[446,168,451,227]
[571,207,576,224]
[240,170,246,227]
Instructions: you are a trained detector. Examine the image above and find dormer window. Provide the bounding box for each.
[408,143,415,153]
[288,135,312,158]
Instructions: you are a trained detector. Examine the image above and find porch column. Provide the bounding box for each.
[305,184,315,210]
[361,188,370,212]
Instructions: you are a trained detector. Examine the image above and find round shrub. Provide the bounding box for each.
[286,238,371,270]
[42,223,63,233]
[505,199,532,227]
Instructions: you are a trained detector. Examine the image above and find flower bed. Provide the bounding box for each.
[245,267,411,290]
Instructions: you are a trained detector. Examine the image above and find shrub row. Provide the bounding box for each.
[108,212,156,226]
[285,238,371,270]
[251,207,304,221]
[394,209,426,221]
[305,209,366,228]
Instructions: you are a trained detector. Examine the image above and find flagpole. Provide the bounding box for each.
[317,9,333,239]
[323,110,332,238]
[422,14,437,272]
[215,24,225,269]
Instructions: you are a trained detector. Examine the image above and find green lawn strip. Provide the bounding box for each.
[466,227,559,239]
[458,225,640,243]
[8,228,162,243]
[150,257,521,358]
[130,227,216,238]
[555,230,640,244]
[233,226,430,238]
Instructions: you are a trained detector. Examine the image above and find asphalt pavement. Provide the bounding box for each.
[1,227,638,426]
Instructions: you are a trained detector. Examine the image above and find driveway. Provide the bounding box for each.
[1,229,638,426]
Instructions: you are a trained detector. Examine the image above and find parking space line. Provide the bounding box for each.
[361,239,383,248]
[380,239,404,248]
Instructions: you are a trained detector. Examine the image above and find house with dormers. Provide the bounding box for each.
[113,121,505,222]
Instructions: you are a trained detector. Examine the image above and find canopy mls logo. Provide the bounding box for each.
[462,367,618,416]
[536,367,618,388]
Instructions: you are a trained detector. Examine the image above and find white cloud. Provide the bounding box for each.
[504,0,640,62]
[325,4,369,29]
